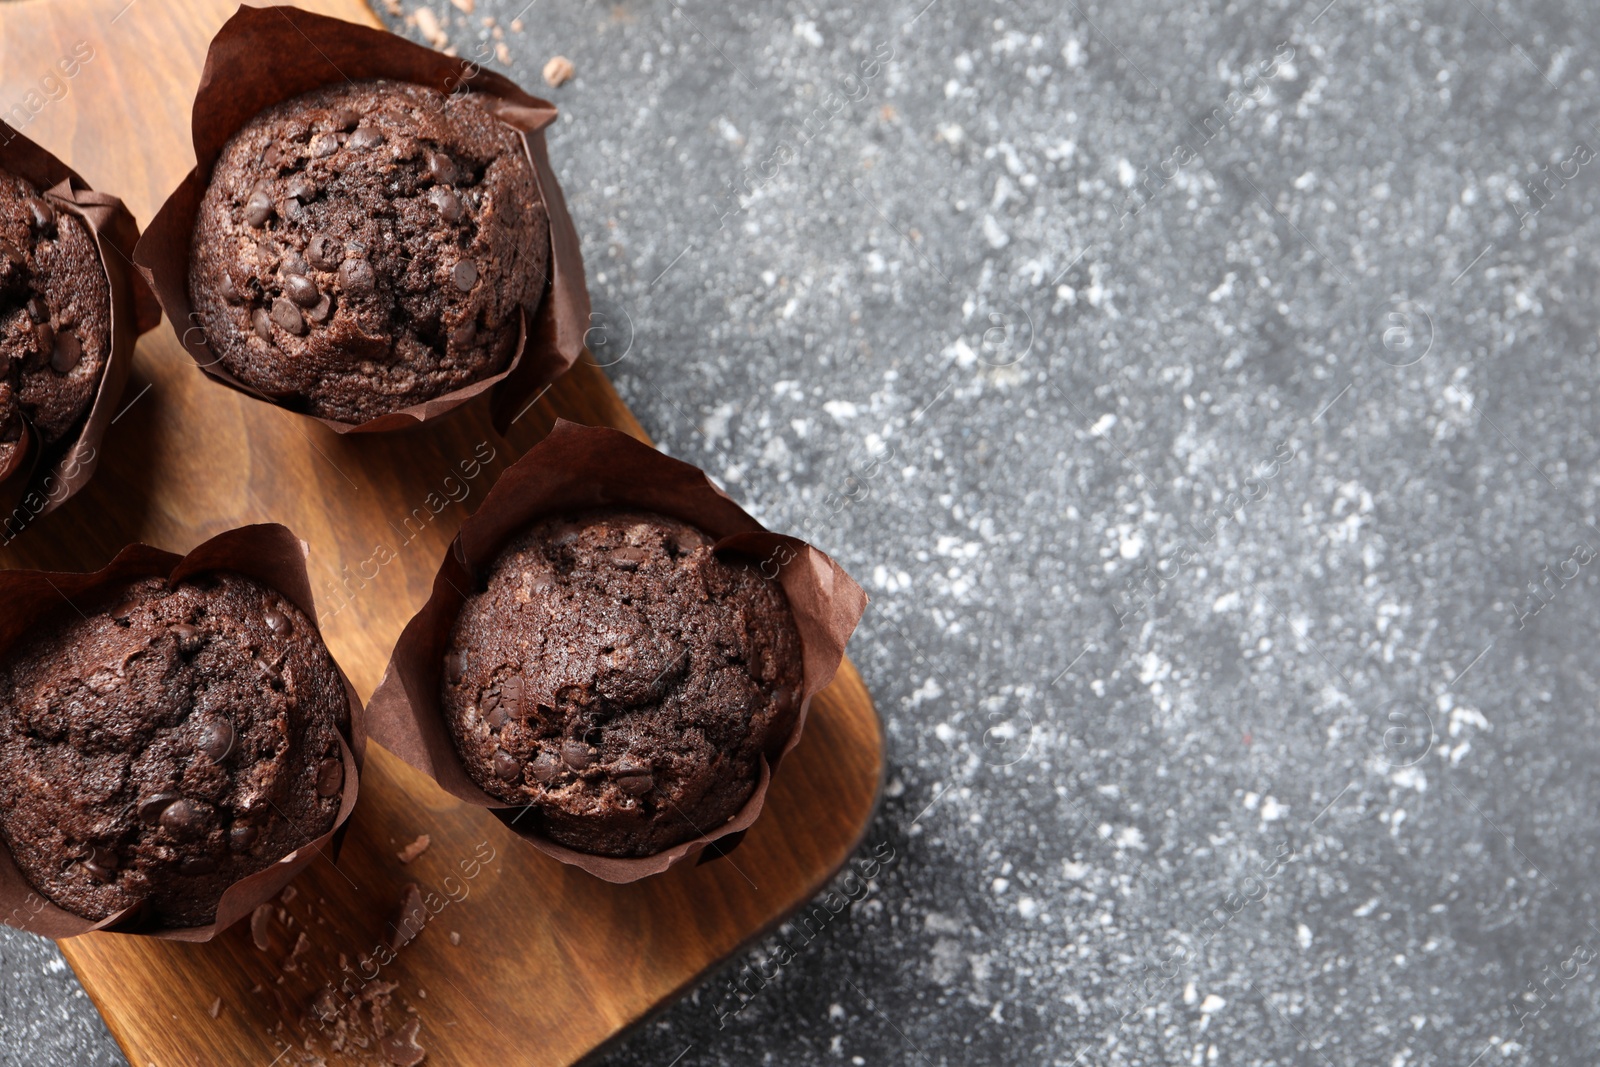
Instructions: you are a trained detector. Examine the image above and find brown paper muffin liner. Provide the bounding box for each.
[0,524,365,940]
[0,119,161,528]
[134,4,590,435]
[368,421,868,882]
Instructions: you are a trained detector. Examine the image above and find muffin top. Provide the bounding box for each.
[441,510,805,857]
[0,573,349,928]
[188,78,550,424]
[0,169,111,475]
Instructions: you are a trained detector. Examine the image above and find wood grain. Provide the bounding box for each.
[0,2,883,1064]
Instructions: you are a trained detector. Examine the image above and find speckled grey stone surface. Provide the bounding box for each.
[9,0,1600,1063]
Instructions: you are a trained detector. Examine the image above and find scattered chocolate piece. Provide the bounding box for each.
[208,997,222,1020]
[388,882,426,951]
[316,758,344,797]
[380,1018,426,1067]
[250,902,275,950]
[451,259,478,291]
[396,834,431,864]
[264,608,290,635]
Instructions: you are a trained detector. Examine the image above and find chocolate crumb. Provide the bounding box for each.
[396,834,431,864]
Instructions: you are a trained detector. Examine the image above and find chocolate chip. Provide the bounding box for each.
[180,856,217,877]
[219,271,246,305]
[529,751,561,783]
[452,259,478,291]
[261,143,283,168]
[427,151,459,185]
[34,322,53,355]
[449,318,477,347]
[278,197,304,223]
[252,307,273,340]
[310,134,339,158]
[486,703,509,730]
[281,251,309,276]
[428,187,464,223]
[306,233,341,271]
[286,175,317,201]
[25,297,45,324]
[331,107,361,131]
[169,623,203,653]
[347,126,386,150]
[445,648,467,684]
[339,257,375,293]
[230,824,260,851]
[270,298,305,335]
[198,719,235,762]
[26,196,54,233]
[159,799,207,839]
[50,331,81,373]
[500,675,523,718]
[316,758,344,797]
[611,546,645,570]
[617,773,654,796]
[285,274,320,308]
[264,608,290,635]
[138,792,180,824]
[307,294,333,323]
[244,190,274,227]
[84,846,118,881]
[561,740,593,771]
[493,750,521,781]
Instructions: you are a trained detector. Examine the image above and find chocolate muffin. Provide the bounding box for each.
[188,78,550,424]
[0,573,350,928]
[0,170,111,476]
[441,510,805,857]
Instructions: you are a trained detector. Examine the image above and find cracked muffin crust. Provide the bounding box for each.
[441,510,805,857]
[0,169,111,476]
[188,78,550,424]
[0,573,349,928]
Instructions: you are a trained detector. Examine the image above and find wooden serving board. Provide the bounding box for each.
[0,2,883,1064]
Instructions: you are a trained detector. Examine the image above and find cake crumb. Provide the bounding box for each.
[511,18,525,32]
[543,55,575,87]
[414,7,449,50]
[381,0,401,12]
[396,834,431,864]
[496,42,512,65]
[208,997,222,1019]
[450,0,474,11]
[448,930,461,946]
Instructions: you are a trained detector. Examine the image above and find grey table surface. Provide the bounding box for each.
[7,0,1600,1063]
